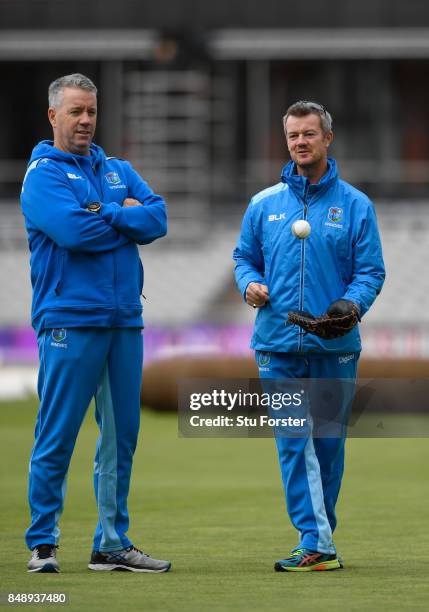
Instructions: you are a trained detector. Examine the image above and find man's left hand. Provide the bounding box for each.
[123,198,141,208]
[287,299,360,340]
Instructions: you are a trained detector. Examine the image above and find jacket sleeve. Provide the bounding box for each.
[342,200,386,316]
[21,161,130,253]
[233,201,266,300]
[99,162,167,245]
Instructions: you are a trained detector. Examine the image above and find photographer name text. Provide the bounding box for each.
[189,415,306,427]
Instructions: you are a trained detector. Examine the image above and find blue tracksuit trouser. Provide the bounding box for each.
[256,351,359,555]
[26,327,143,552]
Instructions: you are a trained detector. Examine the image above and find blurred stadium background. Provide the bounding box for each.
[2,0,429,398]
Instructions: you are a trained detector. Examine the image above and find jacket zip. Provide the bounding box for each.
[54,250,66,295]
[298,181,310,352]
[77,157,118,324]
[98,160,119,325]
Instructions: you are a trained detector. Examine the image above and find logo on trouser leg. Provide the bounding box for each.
[258,351,271,371]
[51,328,68,348]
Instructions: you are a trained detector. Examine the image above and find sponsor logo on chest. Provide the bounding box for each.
[268,212,286,222]
[105,172,126,189]
[325,206,344,229]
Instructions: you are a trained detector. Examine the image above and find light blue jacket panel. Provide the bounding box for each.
[233,159,385,354]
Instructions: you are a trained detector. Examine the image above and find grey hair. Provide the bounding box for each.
[48,73,97,108]
[283,100,333,134]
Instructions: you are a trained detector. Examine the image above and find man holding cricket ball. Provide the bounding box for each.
[233,100,385,571]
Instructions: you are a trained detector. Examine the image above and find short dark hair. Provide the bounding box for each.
[283,100,333,134]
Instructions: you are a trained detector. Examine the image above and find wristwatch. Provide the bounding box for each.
[87,202,101,213]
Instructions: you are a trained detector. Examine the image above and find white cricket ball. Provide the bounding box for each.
[292,219,311,239]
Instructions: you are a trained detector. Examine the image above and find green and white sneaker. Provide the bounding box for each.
[275,548,342,572]
[88,546,171,573]
[27,544,60,573]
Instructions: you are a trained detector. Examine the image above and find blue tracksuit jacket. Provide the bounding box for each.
[233,158,385,354]
[21,140,167,333]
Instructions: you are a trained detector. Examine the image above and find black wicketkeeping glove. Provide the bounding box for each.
[287,299,361,340]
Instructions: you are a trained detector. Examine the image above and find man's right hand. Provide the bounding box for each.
[246,283,269,308]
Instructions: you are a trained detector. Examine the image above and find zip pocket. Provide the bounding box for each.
[138,259,144,296]
[54,250,66,295]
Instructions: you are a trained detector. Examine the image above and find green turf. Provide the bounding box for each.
[0,397,428,611]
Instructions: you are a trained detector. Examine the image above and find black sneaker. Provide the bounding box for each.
[27,544,60,573]
[88,545,171,573]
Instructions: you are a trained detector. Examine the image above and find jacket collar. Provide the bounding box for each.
[281,158,338,200]
[29,140,106,169]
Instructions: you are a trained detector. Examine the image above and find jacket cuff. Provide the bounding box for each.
[99,201,121,225]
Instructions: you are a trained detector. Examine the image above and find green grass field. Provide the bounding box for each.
[1,398,428,611]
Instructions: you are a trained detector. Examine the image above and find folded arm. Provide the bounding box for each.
[99,162,167,245]
[21,162,130,253]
